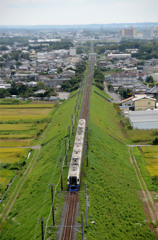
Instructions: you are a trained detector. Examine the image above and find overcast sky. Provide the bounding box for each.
[0,0,158,25]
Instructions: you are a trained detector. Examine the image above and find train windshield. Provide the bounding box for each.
[69,176,77,185]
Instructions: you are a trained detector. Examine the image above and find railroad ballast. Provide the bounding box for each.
[67,119,86,191]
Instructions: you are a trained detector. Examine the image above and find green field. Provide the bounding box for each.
[79,86,155,239]
[127,129,158,144]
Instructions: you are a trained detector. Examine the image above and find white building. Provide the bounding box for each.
[69,47,76,56]
[107,53,131,59]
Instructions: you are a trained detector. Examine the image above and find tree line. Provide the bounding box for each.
[94,40,158,60]
[93,67,105,90]
[0,82,55,99]
[61,61,87,92]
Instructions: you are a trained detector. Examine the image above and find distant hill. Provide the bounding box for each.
[0,22,158,31]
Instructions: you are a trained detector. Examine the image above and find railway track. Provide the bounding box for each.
[60,53,95,240]
[80,56,95,121]
[61,193,78,240]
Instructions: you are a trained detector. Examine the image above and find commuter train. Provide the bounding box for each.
[67,119,86,191]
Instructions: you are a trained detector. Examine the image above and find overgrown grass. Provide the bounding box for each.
[128,129,158,144]
[79,85,155,239]
[114,105,158,144]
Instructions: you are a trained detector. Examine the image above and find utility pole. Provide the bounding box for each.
[68,126,70,149]
[81,213,84,240]
[86,140,88,167]
[51,184,55,226]
[71,114,74,134]
[65,138,67,166]
[86,126,88,167]
[85,183,88,226]
[41,218,44,240]
[60,156,63,191]
[75,108,77,126]
[88,113,91,131]
[88,193,91,219]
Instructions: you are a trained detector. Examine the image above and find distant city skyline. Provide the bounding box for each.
[0,0,158,26]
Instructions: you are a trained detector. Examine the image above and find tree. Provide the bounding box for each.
[0,89,9,98]
[138,77,143,81]
[10,65,15,70]
[146,76,154,83]
[9,87,18,95]
[16,62,22,67]
[37,81,45,90]
[57,68,63,74]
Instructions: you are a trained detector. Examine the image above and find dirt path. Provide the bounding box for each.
[128,147,158,235]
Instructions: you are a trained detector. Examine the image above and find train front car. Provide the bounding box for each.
[67,158,80,191]
[67,119,86,191]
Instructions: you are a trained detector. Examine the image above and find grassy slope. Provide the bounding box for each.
[0,95,78,239]
[80,86,155,240]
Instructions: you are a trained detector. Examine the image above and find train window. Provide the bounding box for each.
[69,176,77,185]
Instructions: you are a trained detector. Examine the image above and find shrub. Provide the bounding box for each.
[152,137,158,145]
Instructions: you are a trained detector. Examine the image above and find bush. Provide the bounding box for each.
[152,137,158,145]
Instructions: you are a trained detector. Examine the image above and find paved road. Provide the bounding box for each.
[104,82,121,103]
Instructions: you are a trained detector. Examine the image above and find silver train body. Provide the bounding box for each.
[67,119,86,191]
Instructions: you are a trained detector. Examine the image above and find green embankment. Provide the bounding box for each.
[0,94,79,239]
[80,86,155,240]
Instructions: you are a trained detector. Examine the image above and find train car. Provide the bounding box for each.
[67,119,86,191]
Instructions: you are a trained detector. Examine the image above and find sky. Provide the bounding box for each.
[0,0,158,25]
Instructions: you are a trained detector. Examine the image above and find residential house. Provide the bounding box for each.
[133,96,156,111]
[120,96,135,111]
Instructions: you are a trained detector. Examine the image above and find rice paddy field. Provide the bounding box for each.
[141,146,158,176]
[0,102,54,198]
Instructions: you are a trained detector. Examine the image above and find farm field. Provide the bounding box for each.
[0,108,51,121]
[0,103,54,109]
[0,103,54,199]
[79,86,155,239]
[141,146,158,176]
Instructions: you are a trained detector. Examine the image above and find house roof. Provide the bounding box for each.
[146,85,158,94]
[120,96,134,103]
[34,89,46,95]
[132,96,156,102]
